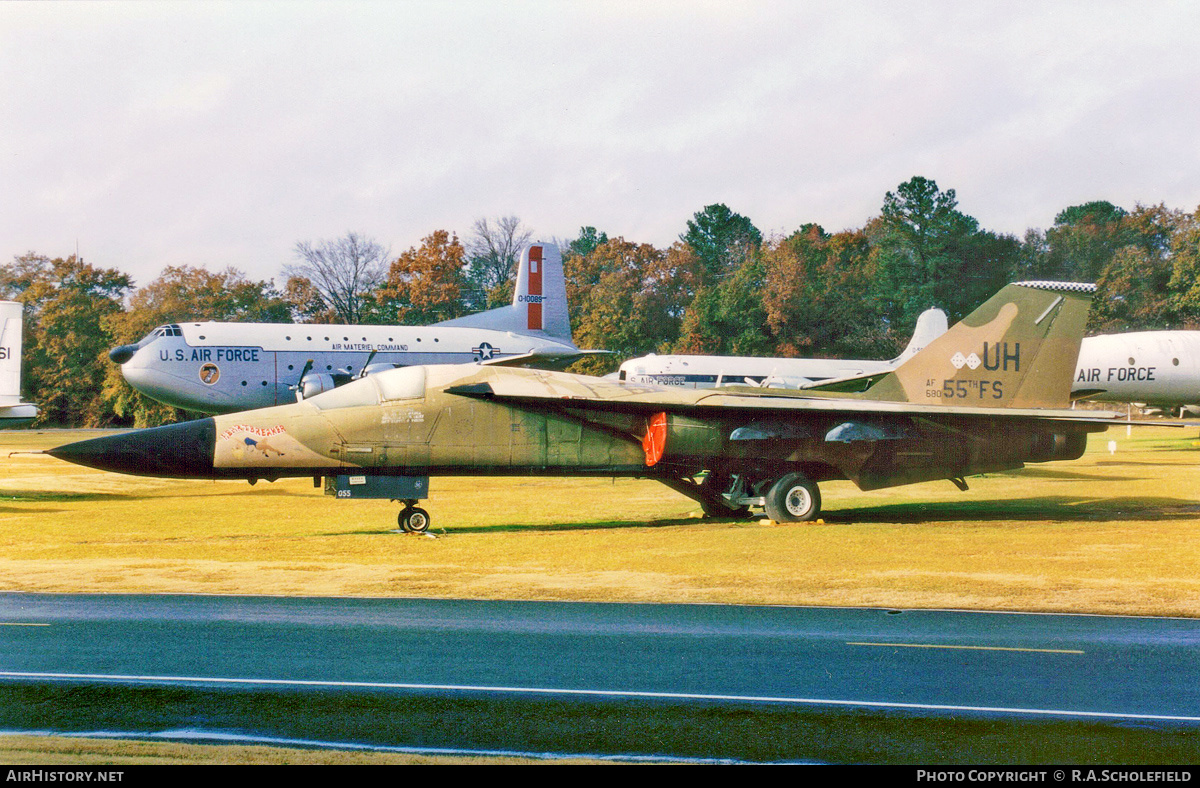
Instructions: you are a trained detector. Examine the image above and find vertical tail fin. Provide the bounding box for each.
[891,307,949,365]
[0,301,23,402]
[0,300,37,423]
[510,243,571,341]
[862,282,1095,408]
[433,243,574,344]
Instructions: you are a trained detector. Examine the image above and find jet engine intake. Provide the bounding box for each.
[1028,430,1087,462]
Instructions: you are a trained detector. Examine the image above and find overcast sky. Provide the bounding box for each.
[3,1,1199,287]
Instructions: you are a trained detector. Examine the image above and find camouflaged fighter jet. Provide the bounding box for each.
[50,280,1122,532]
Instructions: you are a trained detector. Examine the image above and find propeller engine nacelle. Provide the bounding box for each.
[296,372,337,401]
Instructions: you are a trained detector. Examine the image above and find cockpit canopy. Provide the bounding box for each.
[310,366,426,409]
[307,364,484,410]
[110,324,185,364]
[145,324,183,341]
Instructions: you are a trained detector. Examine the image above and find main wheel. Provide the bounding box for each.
[699,471,750,518]
[763,472,820,523]
[701,497,751,519]
[398,506,431,533]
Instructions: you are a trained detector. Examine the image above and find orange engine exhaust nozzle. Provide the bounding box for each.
[642,411,667,466]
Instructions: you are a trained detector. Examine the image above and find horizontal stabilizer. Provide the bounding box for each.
[480,348,613,371]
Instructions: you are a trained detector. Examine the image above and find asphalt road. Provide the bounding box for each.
[0,593,1197,763]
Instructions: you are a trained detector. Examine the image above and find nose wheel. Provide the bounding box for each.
[398,500,431,533]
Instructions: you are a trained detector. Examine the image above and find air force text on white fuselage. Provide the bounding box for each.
[165,347,264,362]
[1072,331,1200,412]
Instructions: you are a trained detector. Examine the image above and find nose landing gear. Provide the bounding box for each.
[398,500,431,533]
[662,469,823,523]
[324,475,433,534]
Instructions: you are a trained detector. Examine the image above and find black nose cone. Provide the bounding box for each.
[109,344,138,364]
[48,419,217,478]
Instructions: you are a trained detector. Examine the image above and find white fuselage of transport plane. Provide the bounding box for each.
[620,312,1200,415]
[617,307,949,389]
[618,353,897,388]
[1072,331,1200,411]
[118,322,581,413]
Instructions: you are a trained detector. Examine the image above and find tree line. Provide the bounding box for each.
[6,176,1200,427]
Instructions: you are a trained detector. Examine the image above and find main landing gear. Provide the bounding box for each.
[762,472,821,523]
[397,499,431,534]
[665,470,823,523]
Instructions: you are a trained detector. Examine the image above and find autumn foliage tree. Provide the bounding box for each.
[760,225,893,359]
[1167,206,1200,327]
[376,231,470,325]
[563,236,712,374]
[1089,204,1186,332]
[673,255,773,356]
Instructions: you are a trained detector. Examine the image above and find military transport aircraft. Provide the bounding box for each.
[617,307,949,388]
[0,301,38,425]
[1072,331,1200,416]
[108,244,592,413]
[50,280,1129,531]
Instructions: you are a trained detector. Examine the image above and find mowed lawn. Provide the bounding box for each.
[1,425,1199,617]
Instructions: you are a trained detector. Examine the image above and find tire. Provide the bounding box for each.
[699,472,750,518]
[701,498,750,519]
[763,472,820,523]
[403,507,431,534]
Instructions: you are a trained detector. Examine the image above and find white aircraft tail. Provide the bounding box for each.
[0,300,37,423]
[892,307,949,365]
[0,302,24,404]
[433,243,574,344]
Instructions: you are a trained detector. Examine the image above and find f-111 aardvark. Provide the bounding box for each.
[51,281,1123,530]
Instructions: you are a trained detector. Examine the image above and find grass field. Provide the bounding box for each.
[2,424,1199,617]
[0,734,577,765]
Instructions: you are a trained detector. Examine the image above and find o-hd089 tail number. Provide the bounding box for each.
[928,378,1005,399]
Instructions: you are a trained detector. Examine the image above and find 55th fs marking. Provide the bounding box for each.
[927,379,1006,399]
